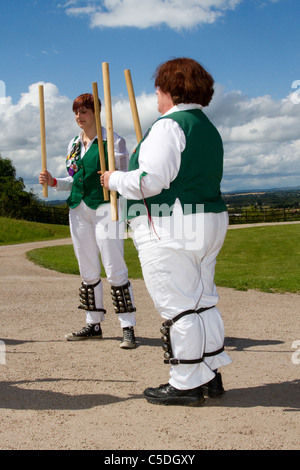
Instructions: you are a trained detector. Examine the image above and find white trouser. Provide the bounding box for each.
[69,200,136,329]
[130,202,231,389]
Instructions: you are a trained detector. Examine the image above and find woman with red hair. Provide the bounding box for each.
[40,93,136,349]
[102,58,231,406]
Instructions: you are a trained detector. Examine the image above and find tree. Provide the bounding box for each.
[0,154,17,179]
[0,154,39,218]
[0,154,68,224]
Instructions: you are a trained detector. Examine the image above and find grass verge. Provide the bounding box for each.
[1,217,299,293]
[215,224,300,293]
[25,224,300,294]
[0,217,70,245]
[26,238,143,279]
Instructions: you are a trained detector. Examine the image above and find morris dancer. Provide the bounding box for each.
[39,93,136,349]
[101,58,231,405]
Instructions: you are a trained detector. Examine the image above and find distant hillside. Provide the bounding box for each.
[224,185,300,195]
[44,199,68,206]
[223,187,300,208]
[43,187,300,209]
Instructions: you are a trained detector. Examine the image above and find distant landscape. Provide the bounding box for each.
[1,154,299,225]
[48,187,300,209]
[223,187,300,208]
[223,187,300,224]
[46,187,300,226]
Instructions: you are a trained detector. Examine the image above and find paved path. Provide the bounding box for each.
[0,225,299,450]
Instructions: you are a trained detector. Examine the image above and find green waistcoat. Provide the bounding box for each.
[126,109,227,219]
[67,139,110,210]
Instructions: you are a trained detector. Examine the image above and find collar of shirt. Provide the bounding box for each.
[162,103,203,117]
[77,127,107,155]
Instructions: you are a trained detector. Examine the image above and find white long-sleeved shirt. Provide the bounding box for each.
[55,128,129,192]
[109,104,203,200]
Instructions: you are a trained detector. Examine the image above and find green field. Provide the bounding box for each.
[215,224,300,293]
[0,217,70,245]
[26,238,143,279]
[1,217,299,294]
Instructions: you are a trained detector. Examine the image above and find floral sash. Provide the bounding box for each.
[66,138,81,176]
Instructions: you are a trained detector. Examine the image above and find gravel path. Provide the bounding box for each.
[0,229,299,450]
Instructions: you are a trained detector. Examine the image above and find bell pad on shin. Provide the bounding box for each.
[111,282,136,314]
[78,280,106,313]
[160,306,222,365]
[160,322,173,363]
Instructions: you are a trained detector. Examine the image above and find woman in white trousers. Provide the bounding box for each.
[102,58,232,405]
[40,93,136,349]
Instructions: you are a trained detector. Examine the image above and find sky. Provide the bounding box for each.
[0,0,299,201]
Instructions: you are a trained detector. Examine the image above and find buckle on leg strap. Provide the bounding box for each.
[161,306,217,366]
[165,346,225,365]
[165,357,204,365]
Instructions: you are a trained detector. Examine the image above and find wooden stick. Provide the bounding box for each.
[124,69,143,143]
[39,85,48,198]
[102,62,118,221]
[92,82,109,201]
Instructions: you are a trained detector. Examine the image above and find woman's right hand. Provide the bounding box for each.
[39,170,55,187]
[100,170,114,190]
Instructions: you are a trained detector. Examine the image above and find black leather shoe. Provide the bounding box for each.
[144,383,205,406]
[201,372,225,398]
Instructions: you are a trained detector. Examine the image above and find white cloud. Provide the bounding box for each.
[206,84,300,191]
[1,81,299,201]
[64,0,242,30]
[0,83,78,199]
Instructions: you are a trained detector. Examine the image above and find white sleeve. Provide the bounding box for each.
[109,168,144,199]
[109,118,185,199]
[55,176,73,192]
[113,133,129,172]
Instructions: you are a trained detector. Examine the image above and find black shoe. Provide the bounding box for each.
[201,372,225,398]
[65,323,102,341]
[144,383,205,406]
[120,327,136,349]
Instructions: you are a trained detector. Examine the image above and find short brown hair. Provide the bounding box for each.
[72,93,101,113]
[154,58,214,107]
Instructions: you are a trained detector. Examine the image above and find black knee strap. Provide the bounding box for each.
[111,282,136,314]
[161,306,224,365]
[78,280,106,313]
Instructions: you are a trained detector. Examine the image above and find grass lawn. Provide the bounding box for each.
[1,217,299,294]
[0,217,70,245]
[215,224,300,293]
[26,238,143,279]
[24,223,300,294]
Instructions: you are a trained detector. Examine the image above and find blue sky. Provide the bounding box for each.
[0,0,300,199]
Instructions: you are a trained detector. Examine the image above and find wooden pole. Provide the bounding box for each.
[102,62,118,221]
[124,69,143,143]
[92,82,109,201]
[39,85,48,198]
